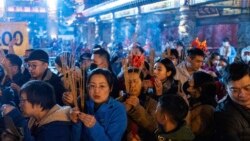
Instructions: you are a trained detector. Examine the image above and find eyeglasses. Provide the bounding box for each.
[228,85,250,95]
[28,64,38,70]
[27,63,44,70]
[88,84,108,91]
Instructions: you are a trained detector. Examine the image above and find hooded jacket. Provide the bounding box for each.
[6,105,72,141]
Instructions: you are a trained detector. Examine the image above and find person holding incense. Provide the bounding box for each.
[148,58,179,100]
[54,52,84,107]
[70,68,127,141]
[54,52,82,86]
[122,67,158,141]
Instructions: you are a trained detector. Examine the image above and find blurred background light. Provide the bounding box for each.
[47,0,58,19]
[0,0,5,17]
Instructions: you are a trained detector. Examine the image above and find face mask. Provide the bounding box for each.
[242,56,250,63]
[212,60,219,66]
[216,66,222,71]
[223,42,230,47]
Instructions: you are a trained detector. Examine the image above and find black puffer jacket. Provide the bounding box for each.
[37,69,66,106]
[214,96,250,141]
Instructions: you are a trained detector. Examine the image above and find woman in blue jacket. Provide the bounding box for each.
[70,68,127,141]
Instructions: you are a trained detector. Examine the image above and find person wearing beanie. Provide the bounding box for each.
[25,49,66,105]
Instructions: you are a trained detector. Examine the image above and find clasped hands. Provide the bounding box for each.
[124,95,140,112]
[70,107,96,128]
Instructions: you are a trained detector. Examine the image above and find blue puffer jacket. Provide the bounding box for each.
[78,97,127,141]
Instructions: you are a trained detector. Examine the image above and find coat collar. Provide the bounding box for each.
[28,105,71,128]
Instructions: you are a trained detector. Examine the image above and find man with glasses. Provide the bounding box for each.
[214,62,250,141]
[25,49,65,105]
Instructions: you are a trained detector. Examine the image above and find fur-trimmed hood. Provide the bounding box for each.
[28,104,71,128]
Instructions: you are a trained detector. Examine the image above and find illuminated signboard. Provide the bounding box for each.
[114,7,138,18]
[0,0,4,17]
[83,0,136,17]
[222,8,241,15]
[140,0,179,13]
[75,0,84,3]
[0,22,29,56]
[196,7,219,18]
[88,17,96,22]
[190,0,217,5]
[100,13,113,21]
[7,6,46,13]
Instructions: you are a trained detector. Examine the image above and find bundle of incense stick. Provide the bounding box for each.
[137,53,145,78]
[60,52,81,108]
[69,72,78,107]
[149,48,155,76]
[60,53,70,88]
[122,58,130,94]
[79,68,85,111]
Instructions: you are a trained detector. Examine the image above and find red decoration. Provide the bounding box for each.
[131,55,144,68]
[191,37,208,52]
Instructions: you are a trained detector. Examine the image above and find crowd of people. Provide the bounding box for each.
[0,36,249,141]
